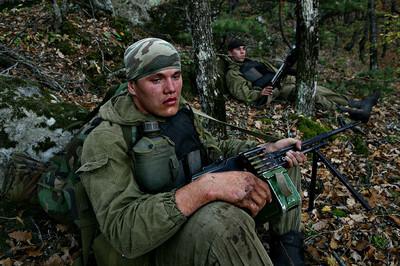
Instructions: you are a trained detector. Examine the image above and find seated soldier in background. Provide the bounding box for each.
[225,38,379,112]
[78,38,307,266]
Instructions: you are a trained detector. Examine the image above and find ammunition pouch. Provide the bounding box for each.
[256,166,301,222]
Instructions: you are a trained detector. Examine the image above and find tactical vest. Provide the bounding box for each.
[132,106,208,193]
[239,59,275,88]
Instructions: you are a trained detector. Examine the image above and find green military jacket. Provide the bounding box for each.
[78,92,257,260]
[225,56,277,104]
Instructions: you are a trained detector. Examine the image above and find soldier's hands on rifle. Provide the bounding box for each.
[263,138,306,167]
[260,85,273,96]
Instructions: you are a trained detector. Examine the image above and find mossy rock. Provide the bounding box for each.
[0,76,89,187]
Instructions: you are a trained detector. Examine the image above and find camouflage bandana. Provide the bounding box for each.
[124,38,181,81]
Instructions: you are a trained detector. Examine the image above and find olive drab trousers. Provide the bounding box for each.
[273,76,349,111]
[92,167,302,266]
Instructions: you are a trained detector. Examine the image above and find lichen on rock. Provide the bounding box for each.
[0,75,88,187]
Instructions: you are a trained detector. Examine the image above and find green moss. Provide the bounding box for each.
[110,17,133,46]
[54,40,77,55]
[0,76,88,129]
[294,116,331,140]
[386,135,400,144]
[260,118,273,125]
[352,135,369,155]
[371,234,389,250]
[332,208,347,217]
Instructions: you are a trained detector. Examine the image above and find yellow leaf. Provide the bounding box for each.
[322,205,331,212]
[326,255,338,266]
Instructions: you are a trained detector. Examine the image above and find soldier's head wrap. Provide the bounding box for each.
[227,38,246,51]
[124,38,181,81]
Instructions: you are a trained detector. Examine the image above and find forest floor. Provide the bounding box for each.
[0,2,399,266]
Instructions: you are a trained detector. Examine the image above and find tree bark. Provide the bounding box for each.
[186,0,226,137]
[51,0,63,32]
[295,0,319,117]
[368,0,378,70]
[359,17,368,63]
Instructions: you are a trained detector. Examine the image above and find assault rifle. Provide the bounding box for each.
[253,46,298,107]
[193,118,372,219]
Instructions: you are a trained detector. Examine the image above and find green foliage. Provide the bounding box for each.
[352,135,369,155]
[260,117,273,125]
[385,135,400,144]
[180,51,197,100]
[320,0,366,15]
[326,67,397,97]
[382,14,400,55]
[332,208,347,217]
[146,0,189,44]
[0,76,88,129]
[0,0,42,11]
[212,15,265,39]
[371,234,389,250]
[110,16,136,46]
[294,116,331,140]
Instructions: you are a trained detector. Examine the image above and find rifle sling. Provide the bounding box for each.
[192,108,279,142]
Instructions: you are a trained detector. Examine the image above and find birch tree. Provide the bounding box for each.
[187,0,226,136]
[295,0,319,116]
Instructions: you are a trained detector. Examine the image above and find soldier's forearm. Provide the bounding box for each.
[175,174,215,216]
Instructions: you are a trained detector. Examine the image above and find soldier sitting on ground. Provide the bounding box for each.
[78,37,307,266]
[225,38,379,114]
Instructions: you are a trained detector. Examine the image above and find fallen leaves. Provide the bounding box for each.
[8,231,32,243]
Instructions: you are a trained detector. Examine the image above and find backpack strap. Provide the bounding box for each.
[74,182,98,266]
[121,124,139,153]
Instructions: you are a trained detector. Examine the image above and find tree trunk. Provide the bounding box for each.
[295,0,319,117]
[186,0,226,136]
[359,17,368,64]
[391,0,399,14]
[368,0,378,70]
[51,0,63,32]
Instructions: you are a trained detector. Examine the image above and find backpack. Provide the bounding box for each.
[34,82,133,266]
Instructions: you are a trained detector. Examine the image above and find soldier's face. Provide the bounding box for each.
[228,46,246,62]
[128,68,182,117]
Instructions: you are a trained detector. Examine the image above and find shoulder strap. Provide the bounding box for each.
[120,124,139,152]
[192,108,279,142]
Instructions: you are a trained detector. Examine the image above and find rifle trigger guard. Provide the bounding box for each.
[275,172,292,197]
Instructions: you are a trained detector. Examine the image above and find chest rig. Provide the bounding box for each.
[239,59,276,88]
[131,106,208,193]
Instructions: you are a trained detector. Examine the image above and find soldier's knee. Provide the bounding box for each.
[190,201,256,243]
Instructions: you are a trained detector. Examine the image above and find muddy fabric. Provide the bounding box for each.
[226,57,349,110]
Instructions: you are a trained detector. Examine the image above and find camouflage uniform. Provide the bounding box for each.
[225,56,349,110]
[78,38,302,266]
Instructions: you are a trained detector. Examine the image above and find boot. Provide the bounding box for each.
[269,231,305,266]
[337,105,371,123]
[348,90,380,109]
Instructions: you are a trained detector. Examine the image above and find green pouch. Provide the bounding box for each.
[257,166,301,221]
